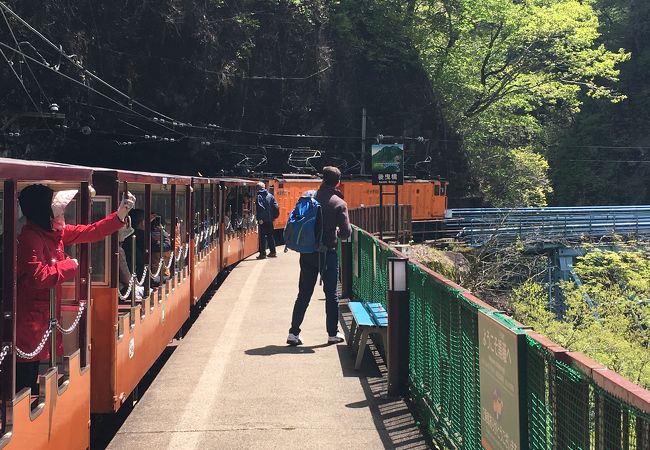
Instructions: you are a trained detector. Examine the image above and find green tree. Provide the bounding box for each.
[512,246,650,389]
[409,0,629,206]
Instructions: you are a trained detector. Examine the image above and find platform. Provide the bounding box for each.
[107,251,431,450]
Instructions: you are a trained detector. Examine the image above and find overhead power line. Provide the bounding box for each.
[0,44,43,117]
[0,3,438,147]
[1,6,51,105]
[0,41,185,138]
[0,1,177,123]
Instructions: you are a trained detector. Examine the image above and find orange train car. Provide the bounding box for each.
[89,169,193,413]
[220,178,259,268]
[0,158,263,449]
[267,175,449,230]
[191,177,220,305]
[191,177,259,304]
[0,159,94,450]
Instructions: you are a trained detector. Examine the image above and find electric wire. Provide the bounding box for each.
[0,1,177,122]
[1,7,51,105]
[0,41,186,138]
[0,44,42,117]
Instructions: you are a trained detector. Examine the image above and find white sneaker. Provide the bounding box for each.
[327,332,345,344]
[286,333,303,346]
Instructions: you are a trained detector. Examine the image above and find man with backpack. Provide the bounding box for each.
[285,166,352,345]
[256,181,280,259]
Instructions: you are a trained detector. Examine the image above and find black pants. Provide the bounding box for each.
[16,361,40,394]
[289,250,340,337]
[258,222,276,255]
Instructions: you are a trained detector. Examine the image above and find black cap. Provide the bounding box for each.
[19,184,54,231]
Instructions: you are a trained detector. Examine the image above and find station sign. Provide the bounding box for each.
[478,311,527,450]
[371,144,403,185]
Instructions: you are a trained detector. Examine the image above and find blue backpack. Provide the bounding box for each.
[284,192,323,253]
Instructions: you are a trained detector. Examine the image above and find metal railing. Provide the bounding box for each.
[348,204,412,242]
[447,205,650,246]
[345,226,650,449]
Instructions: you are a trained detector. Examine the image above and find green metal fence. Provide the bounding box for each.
[348,226,650,449]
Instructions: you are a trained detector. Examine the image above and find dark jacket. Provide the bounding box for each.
[256,189,279,223]
[315,184,352,249]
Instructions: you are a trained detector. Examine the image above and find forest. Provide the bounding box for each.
[1,0,647,208]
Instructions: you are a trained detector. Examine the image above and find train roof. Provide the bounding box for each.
[92,167,192,185]
[0,157,93,182]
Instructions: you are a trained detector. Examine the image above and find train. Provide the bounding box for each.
[0,158,259,449]
[267,174,449,230]
[0,159,449,449]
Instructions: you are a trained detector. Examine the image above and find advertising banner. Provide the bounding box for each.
[479,311,527,450]
[371,144,403,185]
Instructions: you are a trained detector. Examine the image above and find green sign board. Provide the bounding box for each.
[479,311,527,450]
[371,143,404,185]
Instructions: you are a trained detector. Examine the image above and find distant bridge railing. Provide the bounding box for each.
[448,205,650,246]
[343,225,650,449]
[348,204,412,242]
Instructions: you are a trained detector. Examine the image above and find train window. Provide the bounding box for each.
[434,185,440,196]
[206,185,214,226]
[152,189,172,235]
[91,197,110,284]
[193,185,202,236]
[246,186,256,230]
[175,189,186,243]
[225,187,238,234]
[152,187,173,281]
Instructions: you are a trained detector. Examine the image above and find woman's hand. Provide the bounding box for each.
[117,192,136,221]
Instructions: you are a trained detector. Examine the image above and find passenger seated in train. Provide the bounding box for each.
[118,216,144,300]
[151,214,172,283]
[16,185,135,394]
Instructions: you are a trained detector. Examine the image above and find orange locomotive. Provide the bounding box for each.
[267,175,448,230]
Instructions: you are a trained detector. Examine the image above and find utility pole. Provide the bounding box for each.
[360,107,367,175]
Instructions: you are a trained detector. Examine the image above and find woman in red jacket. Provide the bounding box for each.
[16,184,135,393]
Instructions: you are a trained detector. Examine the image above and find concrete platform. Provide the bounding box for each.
[107,252,432,450]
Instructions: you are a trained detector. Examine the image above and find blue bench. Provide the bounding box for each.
[347,301,388,370]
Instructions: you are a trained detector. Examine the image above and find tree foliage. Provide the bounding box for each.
[551,0,650,205]
[409,0,629,206]
[512,245,650,389]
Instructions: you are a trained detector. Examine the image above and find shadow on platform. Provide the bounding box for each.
[337,306,436,450]
[244,343,331,355]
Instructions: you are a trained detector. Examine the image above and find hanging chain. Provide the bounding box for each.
[135,265,149,286]
[118,274,135,301]
[165,252,175,270]
[150,258,164,279]
[0,345,10,371]
[57,302,86,335]
[16,327,52,360]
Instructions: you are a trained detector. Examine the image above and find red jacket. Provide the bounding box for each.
[17,212,124,362]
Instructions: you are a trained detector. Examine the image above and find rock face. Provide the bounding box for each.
[409,244,470,281]
[0,2,463,192]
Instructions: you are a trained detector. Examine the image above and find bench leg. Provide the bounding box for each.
[348,320,358,350]
[355,328,369,370]
[380,328,388,366]
[351,323,362,354]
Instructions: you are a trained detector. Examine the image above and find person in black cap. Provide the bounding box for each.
[15,184,135,394]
